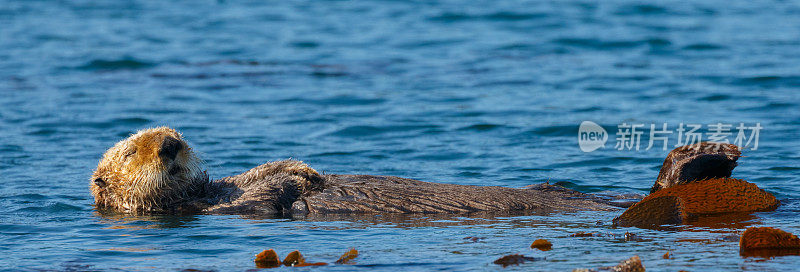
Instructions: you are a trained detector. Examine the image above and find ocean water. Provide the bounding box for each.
[2,0,800,271]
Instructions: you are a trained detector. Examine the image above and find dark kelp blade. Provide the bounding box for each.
[493,254,539,267]
[335,248,359,264]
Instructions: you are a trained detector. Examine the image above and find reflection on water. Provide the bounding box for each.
[683,213,760,231]
[741,248,800,259]
[95,211,201,230]
[297,210,575,229]
[624,212,761,232]
[86,247,155,252]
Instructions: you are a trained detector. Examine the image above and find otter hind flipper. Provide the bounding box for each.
[652,142,740,193]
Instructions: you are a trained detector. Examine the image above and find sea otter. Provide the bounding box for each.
[91,127,771,221]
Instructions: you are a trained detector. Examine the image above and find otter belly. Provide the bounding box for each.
[291,175,617,215]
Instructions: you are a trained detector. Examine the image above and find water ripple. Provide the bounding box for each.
[76,58,156,71]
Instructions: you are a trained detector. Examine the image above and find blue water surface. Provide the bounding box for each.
[1,0,800,271]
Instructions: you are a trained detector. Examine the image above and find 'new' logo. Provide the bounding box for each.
[578,121,607,152]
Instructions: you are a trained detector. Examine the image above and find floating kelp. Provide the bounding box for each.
[254,249,281,268]
[493,254,539,267]
[253,249,334,268]
[740,227,800,258]
[294,262,328,267]
[335,248,359,264]
[530,239,552,251]
[282,250,306,266]
[463,236,484,242]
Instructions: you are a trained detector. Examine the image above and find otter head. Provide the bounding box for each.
[91,127,208,213]
[651,142,741,194]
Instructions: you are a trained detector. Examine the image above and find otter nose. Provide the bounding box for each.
[159,136,182,161]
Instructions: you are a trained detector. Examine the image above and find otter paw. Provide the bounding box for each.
[286,164,320,178]
[273,160,320,178]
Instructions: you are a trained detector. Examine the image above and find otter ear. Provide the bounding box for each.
[94,177,106,187]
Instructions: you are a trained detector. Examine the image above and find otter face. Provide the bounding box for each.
[91,127,208,213]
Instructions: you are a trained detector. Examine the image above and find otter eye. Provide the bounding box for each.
[94,178,106,187]
[123,147,137,158]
